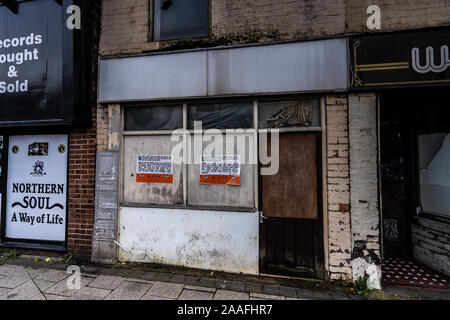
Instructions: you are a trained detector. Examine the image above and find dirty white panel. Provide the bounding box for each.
[118,207,259,275]
[98,39,348,103]
[208,39,348,95]
[123,135,183,205]
[187,133,255,208]
[99,51,208,102]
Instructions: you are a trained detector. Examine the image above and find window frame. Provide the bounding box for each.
[151,0,210,42]
[120,96,325,212]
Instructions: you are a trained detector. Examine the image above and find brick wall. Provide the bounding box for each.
[211,0,346,41]
[346,0,450,32]
[67,109,97,260]
[412,218,450,276]
[326,95,353,281]
[348,93,381,280]
[100,0,450,57]
[100,0,346,56]
[66,1,101,261]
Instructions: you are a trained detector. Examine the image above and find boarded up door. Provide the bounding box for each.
[260,132,324,278]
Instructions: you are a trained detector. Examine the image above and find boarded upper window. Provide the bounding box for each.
[153,0,209,41]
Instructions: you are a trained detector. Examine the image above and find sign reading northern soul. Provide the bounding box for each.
[5,135,68,242]
[0,0,92,126]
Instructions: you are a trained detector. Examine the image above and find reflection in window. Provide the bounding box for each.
[153,0,209,41]
[188,103,253,129]
[124,106,183,131]
[419,133,450,218]
[259,99,320,129]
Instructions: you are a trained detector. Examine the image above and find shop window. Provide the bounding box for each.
[418,133,450,218]
[121,98,323,210]
[153,0,209,41]
[124,105,183,131]
[123,134,183,205]
[188,103,253,129]
[258,99,321,129]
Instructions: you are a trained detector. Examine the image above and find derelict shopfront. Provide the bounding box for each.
[97,39,349,278]
[350,28,450,276]
[0,0,93,251]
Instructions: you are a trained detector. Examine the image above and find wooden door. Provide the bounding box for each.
[260,132,324,278]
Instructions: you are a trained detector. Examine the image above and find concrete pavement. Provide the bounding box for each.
[0,255,448,300]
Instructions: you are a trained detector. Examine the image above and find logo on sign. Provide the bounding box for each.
[412,45,450,74]
[30,161,46,177]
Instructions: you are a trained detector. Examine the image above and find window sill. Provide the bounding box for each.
[120,202,257,213]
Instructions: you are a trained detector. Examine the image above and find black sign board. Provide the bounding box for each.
[0,0,92,127]
[350,29,450,89]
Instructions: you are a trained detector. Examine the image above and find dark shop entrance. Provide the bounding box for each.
[379,87,450,289]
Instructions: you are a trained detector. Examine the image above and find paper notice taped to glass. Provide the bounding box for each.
[136,154,173,184]
[200,155,241,186]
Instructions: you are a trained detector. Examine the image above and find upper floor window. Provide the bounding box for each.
[153,0,209,41]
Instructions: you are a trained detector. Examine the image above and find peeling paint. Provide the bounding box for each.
[118,206,259,275]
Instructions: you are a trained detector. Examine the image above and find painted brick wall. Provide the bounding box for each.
[97,105,109,152]
[326,95,353,281]
[211,0,346,41]
[346,0,450,32]
[412,218,450,276]
[348,93,381,280]
[100,0,346,56]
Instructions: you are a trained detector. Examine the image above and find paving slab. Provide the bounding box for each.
[34,279,58,292]
[141,294,175,300]
[179,289,214,300]
[262,284,285,296]
[227,281,247,292]
[0,287,11,297]
[214,290,250,300]
[88,275,125,290]
[35,269,70,282]
[196,277,217,288]
[141,272,172,282]
[295,288,315,299]
[25,268,47,279]
[45,294,68,300]
[126,270,146,280]
[105,281,151,300]
[30,294,46,300]
[0,264,27,276]
[250,293,285,300]
[245,282,263,294]
[215,280,232,290]
[0,271,30,289]
[0,281,41,300]
[146,281,184,299]
[184,285,216,293]
[44,276,95,297]
[70,287,112,300]
[312,291,333,300]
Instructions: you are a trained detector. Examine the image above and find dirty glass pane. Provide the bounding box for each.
[124,106,182,131]
[258,99,321,129]
[154,0,209,41]
[188,103,253,129]
[418,133,450,218]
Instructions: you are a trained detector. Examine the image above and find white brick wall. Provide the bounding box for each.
[348,93,381,279]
